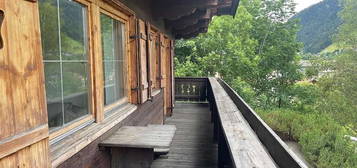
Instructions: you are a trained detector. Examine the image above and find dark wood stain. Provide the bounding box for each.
[57,91,164,168]
[151,103,218,168]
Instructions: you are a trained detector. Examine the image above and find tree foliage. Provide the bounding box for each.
[292,0,342,53]
[175,0,302,108]
[175,0,357,167]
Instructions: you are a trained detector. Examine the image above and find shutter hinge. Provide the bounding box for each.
[130,33,146,40]
[130,34,139,39]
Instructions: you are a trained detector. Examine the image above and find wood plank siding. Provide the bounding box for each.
[0,0,49,167]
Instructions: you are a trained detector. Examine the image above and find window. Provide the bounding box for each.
[100,13,127,107]
[39,0,90,130]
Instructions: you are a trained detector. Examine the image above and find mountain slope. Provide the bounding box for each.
[292,0,342,54]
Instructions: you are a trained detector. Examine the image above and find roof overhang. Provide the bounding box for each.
[153,0,240,39]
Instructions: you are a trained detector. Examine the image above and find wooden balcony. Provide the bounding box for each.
[153,77,308,168]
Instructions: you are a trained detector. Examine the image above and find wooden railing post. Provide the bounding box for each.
[174,77,208,102]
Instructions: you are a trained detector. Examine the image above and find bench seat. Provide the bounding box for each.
[99,125,176,168]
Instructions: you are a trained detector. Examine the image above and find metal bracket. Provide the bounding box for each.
[129,34,139,39]
[130,33,146,40]
[0,10,3,49]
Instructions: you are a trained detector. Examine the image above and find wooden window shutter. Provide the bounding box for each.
[137,19,149,103]
[129,17,139,104]
[148,27,156,92]
[159,34,167,88]
[170,40,175,107]
[146,22,154,99]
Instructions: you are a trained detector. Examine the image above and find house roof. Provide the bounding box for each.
[153,0,240,39]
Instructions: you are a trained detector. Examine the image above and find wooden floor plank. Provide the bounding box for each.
[152,103,217,168]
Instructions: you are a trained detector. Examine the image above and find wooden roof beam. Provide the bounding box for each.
[176,28,208,39]
[156,0,218,8]
[166,9,211,30]
[173,20,210,36]
[153,0,218,20]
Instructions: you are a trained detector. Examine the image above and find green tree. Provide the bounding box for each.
[175,0,302,108]
[315,0,357,128]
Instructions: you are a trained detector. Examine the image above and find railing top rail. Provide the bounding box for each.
[212,77,308,168]
[174,77,208,79]
[208,77,278,167]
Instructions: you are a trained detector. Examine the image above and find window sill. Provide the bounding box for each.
[50,103,137,167]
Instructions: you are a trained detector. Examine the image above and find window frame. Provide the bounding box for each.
[99,7,131,113]
[43,0,95,140]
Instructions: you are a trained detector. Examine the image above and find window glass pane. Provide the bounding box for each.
[117,61,126,98]
[39,0,60,60]
[39,0,90,130]
[100,14,126,106]
[59,0,88,61]
[100,14,114,61]
[44,62,63,129]
[63,63,89,123]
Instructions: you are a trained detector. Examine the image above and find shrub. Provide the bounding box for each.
[257,108,357,168]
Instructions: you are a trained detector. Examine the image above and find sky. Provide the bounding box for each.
[294,0,323,12]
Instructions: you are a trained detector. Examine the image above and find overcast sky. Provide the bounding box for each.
[294,0,323,12]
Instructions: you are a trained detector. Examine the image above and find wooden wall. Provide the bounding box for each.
[57,92,164,168]
[0,0,174,167]
[0,0,50,167]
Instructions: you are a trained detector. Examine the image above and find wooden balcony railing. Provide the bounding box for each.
[174,77,208,101]
[174,77,308,168]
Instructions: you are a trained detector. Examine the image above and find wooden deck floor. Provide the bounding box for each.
[151,103,218,168]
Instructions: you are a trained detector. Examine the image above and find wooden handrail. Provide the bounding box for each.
[215,78,308,168]
[174,77,308,168]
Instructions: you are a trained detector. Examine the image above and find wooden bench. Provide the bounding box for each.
[99,125,176,168]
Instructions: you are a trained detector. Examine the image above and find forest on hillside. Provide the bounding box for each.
[174,0,357,167]
[292,0,342,54]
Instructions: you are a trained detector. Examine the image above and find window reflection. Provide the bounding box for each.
[100,14,127,106]
[39,0,90,130]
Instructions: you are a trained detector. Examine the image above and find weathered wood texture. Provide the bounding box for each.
[100,125,176,149]
[151,103,218,168]
[92,4,105,122]
[208,78,277,168]
[164,39,173,116]
[152,0,239,38]
[0,0,49,167]
[175,77,208,101]
[159,35,174,116]
[100,125,175,168]
[129,16,139,104]
[217,78,308,168]
[56,91,164,168]
[138,19,149,103]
